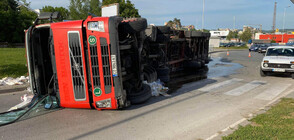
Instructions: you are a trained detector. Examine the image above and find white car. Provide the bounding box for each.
[260,46,294,79]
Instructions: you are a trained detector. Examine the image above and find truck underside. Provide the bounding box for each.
[26,14,210,110]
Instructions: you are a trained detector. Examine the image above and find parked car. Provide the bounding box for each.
[224,42,234,47]
[260,46,294,79]
[258,44,270,53]
[235,42,245,47]
[249,44,260,52]
[220,43,226,47]
[286,42,294,46]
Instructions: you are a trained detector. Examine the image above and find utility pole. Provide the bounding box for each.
[272,1,277,33]
[282,5,291,43]
[202,0,205,31]
[233,16,236,30]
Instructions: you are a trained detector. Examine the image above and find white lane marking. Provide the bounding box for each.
[224,80,266,96]
[198,78,243,92]
[255,83,291,101]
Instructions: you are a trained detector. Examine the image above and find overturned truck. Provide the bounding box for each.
[25,13,210,110]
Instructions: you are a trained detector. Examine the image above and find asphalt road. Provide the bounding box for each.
[1,50,294,140]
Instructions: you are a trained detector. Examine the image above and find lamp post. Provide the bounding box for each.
[202,0,205,31]
[282,5,290,43]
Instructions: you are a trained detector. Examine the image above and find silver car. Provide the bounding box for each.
[260,46,294,79]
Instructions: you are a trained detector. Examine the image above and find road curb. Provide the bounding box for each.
[0,84,29,94]
[209,49,247,54]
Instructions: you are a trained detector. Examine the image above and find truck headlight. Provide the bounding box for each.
[88,21,105,32]
[96,98,112,108]
[291,65,294,69]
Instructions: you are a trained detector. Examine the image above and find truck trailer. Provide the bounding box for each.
[25,12,210,110]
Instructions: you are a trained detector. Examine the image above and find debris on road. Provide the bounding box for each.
[0,76,29,86]
[0,95,59,126]
[144,80,169,96]
[8,94,34,111]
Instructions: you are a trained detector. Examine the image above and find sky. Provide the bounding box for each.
[27,0,294,30]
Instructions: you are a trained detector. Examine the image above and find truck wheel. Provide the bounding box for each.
[158,75,170,83]
[291,73,294,79]
[156,66,170,76]
[143,73,152,83]
[127,84,152,104]
[156,34,170,43]
[121,18,147,33]
[144,66,157,82]
[185,61,201,69]
[260,69,267,77]
[157,26,171,34]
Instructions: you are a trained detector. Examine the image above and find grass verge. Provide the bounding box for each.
[223,98,294,140]
[0,48,27,78]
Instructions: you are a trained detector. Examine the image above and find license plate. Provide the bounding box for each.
[272,68,285,72]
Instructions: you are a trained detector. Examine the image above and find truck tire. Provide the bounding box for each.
[156,34,170,43]
[185,61,201,69]
[157,26,171,34]
[156,66,170,76]
[158,75,170,83]
[144,66,157,82]
[121,18,147,33]
[292,73,294,79]
[127,84,152,104]
[143,72,152,83]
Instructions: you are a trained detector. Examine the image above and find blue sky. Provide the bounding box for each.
[27,0,294,30]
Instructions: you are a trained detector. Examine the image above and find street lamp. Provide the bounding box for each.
[202,0,205,31]
[282,5,290,43]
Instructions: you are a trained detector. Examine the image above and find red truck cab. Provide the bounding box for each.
[25,12,149,110]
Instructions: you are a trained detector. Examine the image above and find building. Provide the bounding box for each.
[259,34,294,43]
[209,30,229,39]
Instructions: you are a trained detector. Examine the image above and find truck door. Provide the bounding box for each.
[51,20,91,108]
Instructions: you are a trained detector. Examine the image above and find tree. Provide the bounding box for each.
[102,0,140,18]
[42,6,70,21]
[0,0,36,43]
[166,18,182,29]
[69,0,140,20]
[69,0,102,20]
[240,28,252,43]
[227,31,238,41]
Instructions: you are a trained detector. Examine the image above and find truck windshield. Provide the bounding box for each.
[266,48,294,56]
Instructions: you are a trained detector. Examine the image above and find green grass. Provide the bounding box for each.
[223,98,294,140]
[0,48,27,78]
[218,46,248,50]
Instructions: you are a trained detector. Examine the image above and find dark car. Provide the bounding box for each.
[220,43,226,47]
[235,42,245,47]
[224,42,234,47]
[249,44,260,52]
[258,44,270,53]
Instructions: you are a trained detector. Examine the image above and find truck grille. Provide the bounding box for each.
[100,38,112,94]
[68,32,86,100]
[268,63,291,68]
[89,44,101,88]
